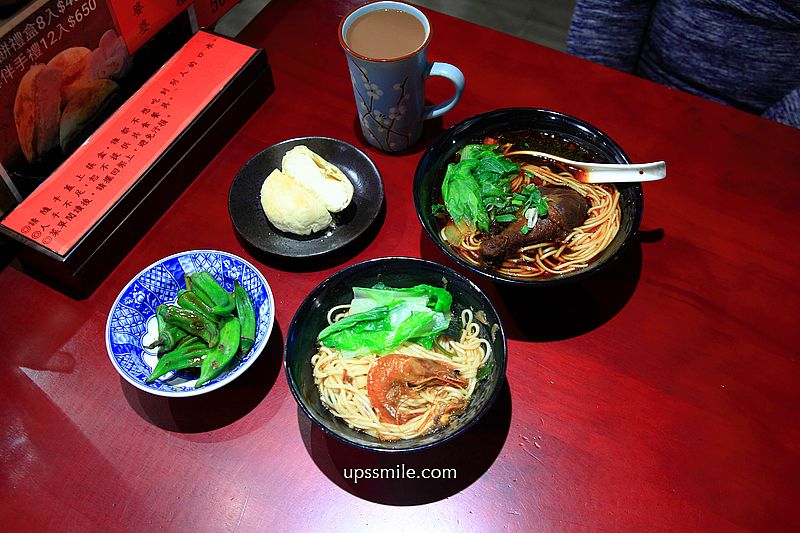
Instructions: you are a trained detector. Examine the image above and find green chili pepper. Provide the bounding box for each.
[177,290,216,320]
[145,304,167,349]
[195,317,241,388]
[164,306,220,348]
[234,281,256,354]
[145,325,190,352]
[145,305,189,351]
[145,338,207,383]
[187,272,235,316]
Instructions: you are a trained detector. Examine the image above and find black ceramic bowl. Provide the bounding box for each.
[284,257,507,452]
[414,108,644,286]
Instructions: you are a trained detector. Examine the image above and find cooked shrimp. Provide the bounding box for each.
[367,354,468,425]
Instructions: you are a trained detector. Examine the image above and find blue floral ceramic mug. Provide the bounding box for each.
[339,1,465,152]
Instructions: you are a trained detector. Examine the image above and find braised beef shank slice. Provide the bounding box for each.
[478,186,589,269]
[539,186,589,230]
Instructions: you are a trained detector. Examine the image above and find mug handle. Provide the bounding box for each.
[423,62,465,120]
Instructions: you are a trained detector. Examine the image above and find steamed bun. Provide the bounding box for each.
[281,146,354,213]
[260,169,332,235]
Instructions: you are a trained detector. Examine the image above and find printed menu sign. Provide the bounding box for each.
[1,30,257,255]
[105,0,190,53]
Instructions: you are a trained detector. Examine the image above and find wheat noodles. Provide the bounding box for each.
[312,308,490,441]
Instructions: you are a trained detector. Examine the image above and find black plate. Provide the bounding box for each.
[413,108,644,286]
[284,257,507,452]
[228,137,384,258]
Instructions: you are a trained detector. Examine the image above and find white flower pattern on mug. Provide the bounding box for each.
[372,110,391,126]
[364,83,383,99]
[388,106,407,120]
[350,63,411,152]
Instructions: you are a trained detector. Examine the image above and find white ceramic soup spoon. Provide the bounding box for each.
[506,150,666,184]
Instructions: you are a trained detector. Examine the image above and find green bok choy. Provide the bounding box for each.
[317,283,452,358]
[438,143,549,235]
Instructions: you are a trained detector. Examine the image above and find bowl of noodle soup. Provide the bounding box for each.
[284,257,507,452]
[414,108,644,286]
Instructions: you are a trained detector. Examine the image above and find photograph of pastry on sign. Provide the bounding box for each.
[0,1,129,201]
[0,0,194,216]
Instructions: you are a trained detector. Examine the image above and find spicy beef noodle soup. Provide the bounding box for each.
[432,131,621,279]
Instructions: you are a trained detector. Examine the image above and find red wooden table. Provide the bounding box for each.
[2,1,799,530]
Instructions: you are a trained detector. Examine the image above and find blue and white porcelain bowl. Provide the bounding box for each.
[106,250,275,397]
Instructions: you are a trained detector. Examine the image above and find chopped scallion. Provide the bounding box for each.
[495,214,517,223]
